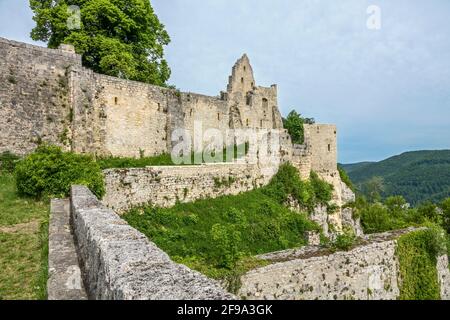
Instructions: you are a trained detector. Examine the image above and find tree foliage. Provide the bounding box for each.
[29,0,171,86]
[283,110,315,145]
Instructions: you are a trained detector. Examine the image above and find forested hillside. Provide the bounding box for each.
[341,150,450,205]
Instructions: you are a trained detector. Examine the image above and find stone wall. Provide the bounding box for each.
[70,185,234,300]
[238,228,450,300]
[0,37,79,155]
[0,38,289,160]
[102,162,271,213]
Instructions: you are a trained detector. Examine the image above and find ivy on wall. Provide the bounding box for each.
[396,227,446,300]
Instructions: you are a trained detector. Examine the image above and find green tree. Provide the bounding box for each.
[283,111,315,144]
[441,198,450,233]
[30,0,171,86]
[361,176,385,203]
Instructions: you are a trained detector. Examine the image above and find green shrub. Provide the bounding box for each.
[442,198,450,234]
[360,203,404,234]
[262,163,333,211]
[309,171,333,206]
[211,223,244,269]
[0,151,20,173]
[397,227,446,300]
[338,166,355,192]
[283,110,315,145]
[331,228,357,251]
[15,145,105,199]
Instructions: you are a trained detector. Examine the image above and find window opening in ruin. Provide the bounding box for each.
[262,98,268,109]
[114,97,118,105]
[218,113,220,121]
[328,144,331,152]
[246,119,249,126]
[241,77,244,84]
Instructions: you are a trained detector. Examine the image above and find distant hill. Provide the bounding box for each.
[340,150,450,205]
[340,161,375,173]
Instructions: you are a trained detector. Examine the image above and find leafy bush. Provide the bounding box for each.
[15,145,105,199]
[309,171,333,206]
[283,110,315,144]
[331,228,357,251]
[211,222,244,269]
[263,163,333,211]
[359,194,450,235]
[442,198,450,234]
[0,151,20,173]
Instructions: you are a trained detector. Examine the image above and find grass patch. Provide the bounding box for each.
[0,173,49,300]
[123,188,319,291]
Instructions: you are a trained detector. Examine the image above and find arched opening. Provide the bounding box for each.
[241,77,244,84]
[328,144,331,152]
[114,97,118,105]
[246,119,249,127]
[262,98,268,109]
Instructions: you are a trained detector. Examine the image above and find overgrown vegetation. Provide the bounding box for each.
[355,195,450,235]
[397,227,446,300]
[282,110,315,144]
[338,165,355,192]
[123,163,330,291]
[0,173,49,300]
[15,145,105,199]
[262,163,333,211]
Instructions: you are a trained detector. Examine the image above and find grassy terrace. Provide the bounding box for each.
[124,189,320,289]
[123,164,333,290]
[0,174,48,300]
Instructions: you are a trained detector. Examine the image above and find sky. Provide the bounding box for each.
[0,0,449,163]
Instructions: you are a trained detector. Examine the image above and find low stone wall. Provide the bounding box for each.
[102,163,271,213]
[238,228,450,300]
[70,185,234,300]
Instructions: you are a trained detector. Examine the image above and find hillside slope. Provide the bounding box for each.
[341,150,450,205]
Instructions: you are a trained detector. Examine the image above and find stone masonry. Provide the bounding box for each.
[70,185,234,300]
[238,228,450,300]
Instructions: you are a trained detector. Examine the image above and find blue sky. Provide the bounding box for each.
[1,0,449,163]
